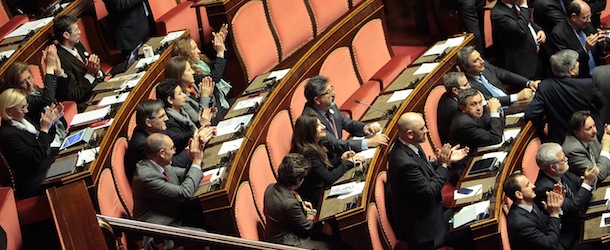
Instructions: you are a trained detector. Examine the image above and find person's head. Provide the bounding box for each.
[277,153,311,189]
[165,56,195,87]
[458,88,484,119]
[143,133,175,166]
[550,49,580,77]
[135,100,168,133]
[293,113,327,147]
[304,75,334,110]
[536,143,569,177]
[172,37,201,62]
[396,112,428,144]
[2,62,36,93]
[456,46,485,75]
[442,72,470,97]
[568,0,592,30]
[54,15,80,46]
[503,173,536,204]
[0,88,28,121]
[568,110,597,142]
[156,78,187,109]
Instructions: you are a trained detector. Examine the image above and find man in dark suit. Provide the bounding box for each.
[503,172,564,250]
[456,46,537,107]
[592,64,610,125]
[53,15,103,111]
[525,49,604,144]
[102,0,154,54]
[534,142,598,250]
[438,72,470,143]
[492,0,546,79]
[132,132,211,249]
[535,0,568,34]
[449,88,504,151]
[563,111,610,181]
[301,75,389,155]
[387,112,469,249]
[547,0,606,78]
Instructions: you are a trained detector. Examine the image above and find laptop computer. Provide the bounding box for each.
[59,128,94,151]
[107,43,142,77]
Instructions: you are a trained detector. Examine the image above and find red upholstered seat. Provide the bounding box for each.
[500,207,511,250]
[266,0,314,59]
[234,181,265,240]
[266,110,293,173]
[367,203,385,250]
[62,101,78,128]
[374,171,399,249]
[0,187,22,250]
[306,0,348,35]
[289,78,309,125]
[248,144,276,222]
[352,19,411,91]
[522,138,541,183]
[110,137,133,217]
[319,47,360,108]
[28,65,43,89]
[232,0,280,82]
[127,112,137,140]
[340,80,380,121]
[94,0,108,20]
[0,2,28,41]
[424,86,447,151]
[97,168,129,248]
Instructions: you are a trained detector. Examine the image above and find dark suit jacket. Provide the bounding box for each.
[507,204,563,250]
[593,64,610,125]
[132,159,203,226]
[164,109,196,153]
[534,0,567,34]
[437,92,458,144]
[102,0,153,52]
[296,146,353,207]
[548,20,599,78]
[387,140,451,245]
[0,118,54,199]
[534,171,592,250]
[56,43,100,108]
[563,134,610,180]
[465,62,529,106]
[524,77,604,144]
[449,111,504,151]
[302,103,366,154]
[492,2,543,79]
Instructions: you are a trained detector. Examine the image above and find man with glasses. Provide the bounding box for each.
[547,0,606,78]
[563,110,610,181]
[438,72,480,143]
[534,142,598,250]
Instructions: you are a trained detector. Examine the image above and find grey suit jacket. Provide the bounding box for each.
[132,159,203,226]
[264,183,318,246]
[563,134,610,181]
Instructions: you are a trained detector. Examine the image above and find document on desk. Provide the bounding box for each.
[76,147,100,167]
[201,167,226,184]
[122,72,145,89]
[218,138,244,155]
[160,30,186,44]
[453,200,491,228]
[477,127,522,151]
[445,36,466,47]
[482,151,508,163]
[268,68,291,81]
[96,92,130,108]
[108,72,143,82]
[423,44,449,56]
[454,184,483,200]
[328,182,356,197]
[413,63,439,75]
[215,114,254,136]
[338,182,366,200]
[356,148,377,159]
[387,89,413,103]
[135,55,160,69]
[233,95,264,111]
[505,112,524,126]
[5,17,53,38]
[600,213,610,227]
[0,50,15,59]
[70,106,111,126]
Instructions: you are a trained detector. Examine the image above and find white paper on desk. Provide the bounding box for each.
[506,112,525,119]
[96,92,130,107]
[477,128,522,151]
[5,17,53,38]
[69,106,111,126]
[268,68,291,81]
[233,96,263,111]
[445,36,466,47]
[0,50,15,59]
[604,188,610,200]
[454,184,483,200]
[423,44,449,56]
[482,151,508,163]
[135,55,160,69]
[218,138,244,155]
[338,182,366,200]
[215,114,254,136]
[413,63,439,75]
[356,148,378,159]
[328,182,356,197]
[600,213,610,227]
[387,89,413,103]
[453,200,491,228]
[160,30,186,44]
[108,72,143,82]
[76,147,100,167]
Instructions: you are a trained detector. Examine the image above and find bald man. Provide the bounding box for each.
[387,112,469,249]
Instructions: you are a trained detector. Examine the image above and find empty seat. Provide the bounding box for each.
[424,86,447,151]
[248,144,276,221]
[307,0,349,35]
[352,19,411,91]
[266,110,293,173]
[149,0,211,47]
[234,181,265,240]
[266,0,314,59]
[97,168,130,248]
[522,137,541,183]
[339,80,380,121]
[0,187,22,250]
[110,137,133,216]
[289,78,309,125]
[232,0,280,82]
[319,47,361,108]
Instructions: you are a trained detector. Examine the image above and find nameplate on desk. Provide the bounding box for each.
[69,106,111,126]
[216,114,254,136]
[413,62,439,75]
[218,138,244,155]
[387,89,413,103]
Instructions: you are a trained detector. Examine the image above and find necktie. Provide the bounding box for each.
[576,30,596,76]
[559,0,566,13]
[417,145,435,172]
[163,170,172,183]
[562,181,574,198]
[513,5,521,15]
[479,75,504,97]
[75,51,84,63]
[325,111,339,139]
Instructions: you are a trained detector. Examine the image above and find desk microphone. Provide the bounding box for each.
[354,100,386,114]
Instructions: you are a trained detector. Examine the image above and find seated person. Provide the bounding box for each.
[156,78,215,153]
[302,75,388,158]
[449,88,504,151]
[456,46,538,106]
[264,153,352,250]
[534,142,597,250]
[53,15,103,111]
[438,72,471,143]
[292,114,363,207]
[0,89,63,199]
[563,110,610,181]
[132,132,213,249]
[503,172,564,250]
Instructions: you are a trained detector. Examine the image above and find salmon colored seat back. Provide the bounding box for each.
[266,110,293,173]
[319,47,360,108]
[424,86,447,151]
[307,0,349,35]
[234,181,265,240]
[352,19,392,82]
[0,187,22,250]
[289,78,309,125]
[111,137,133,216]
[248,144,275,221]
[522,138,541,183]
[266,0,314,59]
[96,168,129,248]
[367,203,384,250]
[374,171,399,249]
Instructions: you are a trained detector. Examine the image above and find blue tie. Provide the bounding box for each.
[576,30,596,75]
[479,75,503,97]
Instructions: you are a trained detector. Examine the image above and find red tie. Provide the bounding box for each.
[325,111,339,139]
[513,5,520,15]
[163,170,172,183]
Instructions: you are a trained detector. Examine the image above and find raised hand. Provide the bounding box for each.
[582,165,598,186]
[213,32,226,58]
[449,144,469,162]
[199,76,214,98]
[198,106,218,128]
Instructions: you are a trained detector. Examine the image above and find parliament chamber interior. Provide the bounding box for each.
[1,0,610,249]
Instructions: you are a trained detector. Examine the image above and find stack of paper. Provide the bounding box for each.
[76,147,100,167]
[135,55,160,69]
[70,106,111,126]
[387,89,414,103]
[413,63,440,75]
[453,200,491,228]
[218,138,244,155]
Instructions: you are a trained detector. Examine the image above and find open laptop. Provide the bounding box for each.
[107,43,142,77]
[59,127,94,151]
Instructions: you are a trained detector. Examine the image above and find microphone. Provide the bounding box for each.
[354,100,390,118]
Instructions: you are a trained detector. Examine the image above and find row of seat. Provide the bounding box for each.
[0,0,28,41]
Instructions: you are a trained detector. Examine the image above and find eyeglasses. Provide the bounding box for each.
[19,75,34,86]
[554,157,568,164]
[11,103,28,112]
[580,14,592,21]
[318,85,334,96]
[149,113,167,120]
